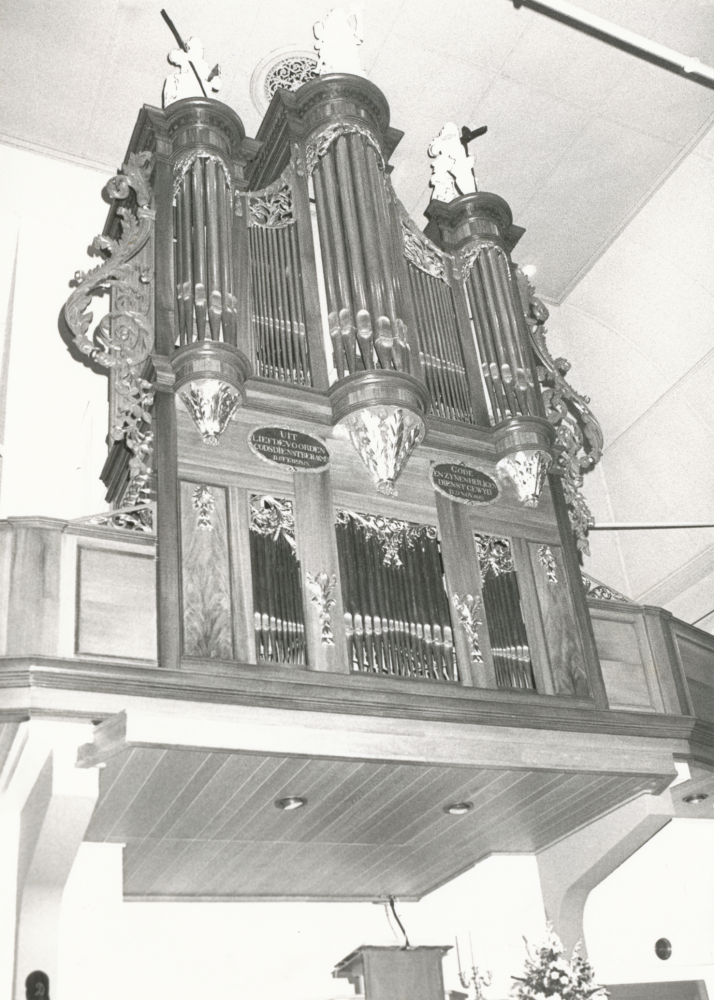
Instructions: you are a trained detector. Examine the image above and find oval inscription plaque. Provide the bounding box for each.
[431,462,500,505]
[249,427,330,471]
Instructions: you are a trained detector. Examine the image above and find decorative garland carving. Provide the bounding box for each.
[306,122,384,175]
[473,534,515,579]
[192,485,215,530]
[306,571,337,645]
[64,152,156,509]
[172,149,232,201]
[247,177,294,228]
[460,240,509,279]
[249,495,296,550]
[581,573,629,602]
[402,223,446,280]
[451,593,484,664]
[538,544,559,584]
[336,510,437,569]
[517,269,604,553]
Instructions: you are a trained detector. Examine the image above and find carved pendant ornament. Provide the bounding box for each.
[343,405,425,497]
[452,593,484,664]
[538,544,559,584]
[192,485,215,530]
[517,268,604,553]
[497,449,552,508]
[63,152,156,509]
[306,572,337,645]
[179,379,242,446]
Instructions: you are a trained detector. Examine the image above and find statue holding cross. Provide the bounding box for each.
[428,122,487,203]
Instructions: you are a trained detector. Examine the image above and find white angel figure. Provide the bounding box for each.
[428,122,477,203]
[313,5,366,77]
[162,37,222,108]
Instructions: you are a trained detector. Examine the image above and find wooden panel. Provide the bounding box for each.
[591,615,655,711]
[76,547,157,660]
[84,746,658,900]
[179,481,234,659]
[676,633,714,723]
[525,541,590,697]
[6,521,62,655]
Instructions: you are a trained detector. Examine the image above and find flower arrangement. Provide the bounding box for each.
[511,925,609,1000]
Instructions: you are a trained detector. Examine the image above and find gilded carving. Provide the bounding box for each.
[343,405,425,497]
[473,534,515,578]
[248,178,294,228]
[497,449,552,507]
[460,240,509,279]
[336,510,438,569]
[192,485,215,530]
[249,495,296,550]
[451,593,484,664]
[517,268,603,553]
[73,504,154,533]
[538,544,559,584]
[173,149,232,201]
[581,573,628,602]
[402,223,446,280]
[306,122,384,175]
[306,572,337,645]
[64,152,156,508]
[179,380,241,445]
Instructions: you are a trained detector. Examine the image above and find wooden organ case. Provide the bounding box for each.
[65,73,607,702]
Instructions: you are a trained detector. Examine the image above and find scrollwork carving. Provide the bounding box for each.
[451,593,484,664]
[581,573,629,602]
[64,152,156,508]
[306,121,384,175]
[402,223,446,280]
[265,55,318,98]
[306,571,337,645]
[248,178,294,228]
[517,268,604,553]
[72,504,154,533]
[473,534,515,578]
[336,510,438,569]
[249,495,296,550]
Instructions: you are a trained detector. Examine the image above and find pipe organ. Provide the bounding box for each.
[64,69,606,705]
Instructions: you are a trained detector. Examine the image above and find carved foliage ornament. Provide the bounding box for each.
[402,222,446,281]
[72,504,155,533]
[336,510,438,569]
[473,533,515,580]
[460,240,509,280]
[265,55,318,98]
[451,593,484,664]
[247,177,294,228]
[179,379,242,445]
[173,150,232,202]
[192,485,215,530]
[581,573,628,602]
[249,495,296,550]
[517,268,604,553]
[343,405,425,497]
[306,572,337,645]
[306,122,384,175]
[538,544,558,584]
[497,449,552,508]
[64,152,156,508]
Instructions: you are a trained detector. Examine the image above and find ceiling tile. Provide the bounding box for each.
[515,118,678,298]
[499,14,633,108]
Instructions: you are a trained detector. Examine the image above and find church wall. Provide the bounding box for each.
[541,130,714,630]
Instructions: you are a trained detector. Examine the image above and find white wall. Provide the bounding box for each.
[0,144,109,520]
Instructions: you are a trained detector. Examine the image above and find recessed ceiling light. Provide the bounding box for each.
[683,792,708,804]
[275,796,307,811]
[444,802,473,816]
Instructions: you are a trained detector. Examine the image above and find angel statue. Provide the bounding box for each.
[313,5,366,77]
[428,122,477,203]
[162,37,222,108]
